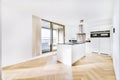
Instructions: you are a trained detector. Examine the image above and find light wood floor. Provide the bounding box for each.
[2,53,116,80]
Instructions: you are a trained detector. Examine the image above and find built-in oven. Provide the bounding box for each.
[90,30,110,38]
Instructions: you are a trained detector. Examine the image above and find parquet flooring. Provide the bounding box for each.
[2,53,116,80]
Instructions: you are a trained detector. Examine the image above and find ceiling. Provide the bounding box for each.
[2,0,114,25]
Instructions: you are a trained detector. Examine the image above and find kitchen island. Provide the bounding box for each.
[57,42,86,66]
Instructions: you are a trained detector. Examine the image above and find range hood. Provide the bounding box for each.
[77,20,86,42]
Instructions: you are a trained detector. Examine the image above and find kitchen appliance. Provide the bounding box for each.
[77,20,86,42]
[91,30,110,38]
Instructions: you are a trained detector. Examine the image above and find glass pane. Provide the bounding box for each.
[41,21,50,53]
[53,29,58,50]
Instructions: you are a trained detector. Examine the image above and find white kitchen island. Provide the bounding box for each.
[57,42,86,66]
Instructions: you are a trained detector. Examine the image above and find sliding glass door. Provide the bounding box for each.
[41,19,65,53]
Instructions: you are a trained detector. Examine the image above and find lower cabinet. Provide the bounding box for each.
[90,38,100,53]
[90,38,111,55]
[99,38,111,55]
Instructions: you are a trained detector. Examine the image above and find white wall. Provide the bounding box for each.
[0,0,2,79]
[65,25,79,43]
[112,0,120,79]
[2,5,32,67]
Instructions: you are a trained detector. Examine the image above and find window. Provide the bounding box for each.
[41,19,65,53]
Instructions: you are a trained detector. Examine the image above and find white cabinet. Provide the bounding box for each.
[72,43,85,63]
[90,38,111,55]
[90,38,100,53]
[57,43,85,66]
[99,38,111,55]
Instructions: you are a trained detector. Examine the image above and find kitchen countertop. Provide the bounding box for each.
[58,42,86,45]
